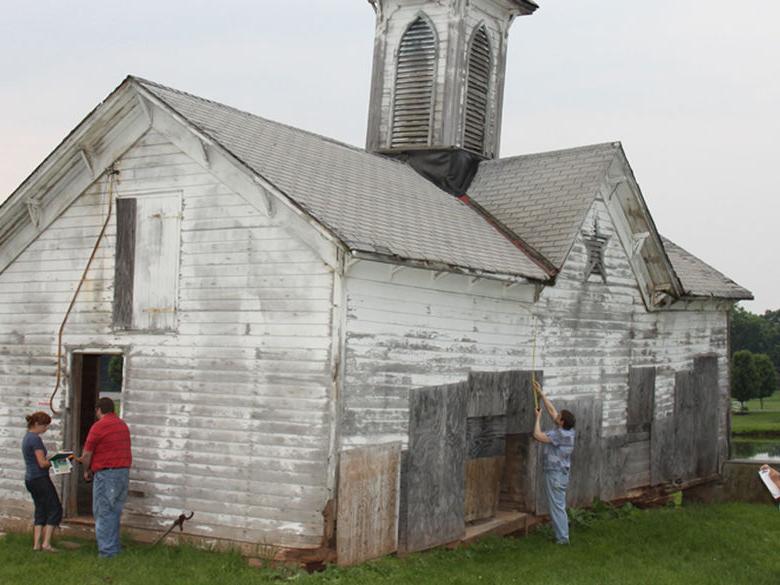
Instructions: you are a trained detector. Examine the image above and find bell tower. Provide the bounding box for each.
[365,0,538,192]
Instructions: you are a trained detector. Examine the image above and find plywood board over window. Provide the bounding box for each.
[113,191,182,332]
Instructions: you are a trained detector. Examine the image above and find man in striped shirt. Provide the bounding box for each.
[77,397,132,558]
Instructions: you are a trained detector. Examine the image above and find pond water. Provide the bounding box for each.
[730,438,780,461]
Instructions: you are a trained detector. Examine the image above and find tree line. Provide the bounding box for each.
[731,306,780,409]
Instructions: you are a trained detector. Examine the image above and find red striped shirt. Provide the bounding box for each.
[84,413,132,471]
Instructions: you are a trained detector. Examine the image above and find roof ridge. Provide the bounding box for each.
[129,75,440,180]
[486,141,621,165]
[130,75,379,158]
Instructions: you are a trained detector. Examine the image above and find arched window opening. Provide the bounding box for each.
[391,17,437,148]
[463,26,492,155]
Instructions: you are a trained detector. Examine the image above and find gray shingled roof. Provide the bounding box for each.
[468,143,620,268]
[51,77,745,300]
[136,78,548,281]
[468,142,751,300]
[662,237,752,300]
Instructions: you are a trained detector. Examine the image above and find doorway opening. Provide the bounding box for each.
[66,352,124,518]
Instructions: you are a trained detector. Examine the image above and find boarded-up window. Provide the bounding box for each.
[391,16,437,149]
[627,367,655,435]
[113,193,181,331]
[463,26,492,155]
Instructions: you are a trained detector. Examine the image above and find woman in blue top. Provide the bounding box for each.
[532,381,576,545]
[21,411,63,552]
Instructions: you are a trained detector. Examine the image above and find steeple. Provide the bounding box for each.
[365,0,538,193]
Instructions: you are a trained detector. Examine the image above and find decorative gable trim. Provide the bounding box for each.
[0,81,151,276]
[133,83,344,272]
[582,217,610,283]
[597,147,685,310]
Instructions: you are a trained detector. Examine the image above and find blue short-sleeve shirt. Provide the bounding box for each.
[542,428,576,472]
[22,432,48,481]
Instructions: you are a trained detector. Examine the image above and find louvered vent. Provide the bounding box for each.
[391,17,437,148]
[463,26,492,155]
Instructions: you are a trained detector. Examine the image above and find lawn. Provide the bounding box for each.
[2,503,779,585]
[732,391,780,436]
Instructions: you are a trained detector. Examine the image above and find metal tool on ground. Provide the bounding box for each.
[152,512,194,546]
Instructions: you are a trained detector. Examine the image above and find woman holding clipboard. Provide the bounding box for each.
[21,411,63,552]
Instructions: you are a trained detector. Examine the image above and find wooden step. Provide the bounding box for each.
[459,510,529,545]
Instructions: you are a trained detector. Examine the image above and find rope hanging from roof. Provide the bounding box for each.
[49,169,119,415]
[530,313,540,410]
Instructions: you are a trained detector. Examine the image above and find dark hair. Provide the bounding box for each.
[560,409,575,430]
[95,397,116,415]
[26,411,52,429]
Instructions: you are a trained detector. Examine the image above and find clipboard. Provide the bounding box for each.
[759,468,780,500]
[49,451,74,475]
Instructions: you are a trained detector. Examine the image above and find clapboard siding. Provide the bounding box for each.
[341,199,731,475]
[536,201,728,449]
[0,130,335,548]
[342,262,537,446]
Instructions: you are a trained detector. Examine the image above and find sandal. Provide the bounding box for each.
[41,546,59,553]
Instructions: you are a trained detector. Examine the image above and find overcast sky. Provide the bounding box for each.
[1,0,777,312]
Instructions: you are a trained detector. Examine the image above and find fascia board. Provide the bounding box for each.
[0,81,151,275]
[611,147,685,298]
[134,82,344,272]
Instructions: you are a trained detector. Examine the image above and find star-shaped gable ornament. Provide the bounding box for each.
[583,218,610,283]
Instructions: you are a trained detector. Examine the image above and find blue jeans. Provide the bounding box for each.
[544,468,570,544]
[93,468,129,557]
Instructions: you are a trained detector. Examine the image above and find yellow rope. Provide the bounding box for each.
[530,314,539,410]
[49,171,118,415]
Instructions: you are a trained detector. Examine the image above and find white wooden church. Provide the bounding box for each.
[0,0,751,563]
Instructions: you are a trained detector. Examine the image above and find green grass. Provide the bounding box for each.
[733,392,780,436]
[2,503,779,585]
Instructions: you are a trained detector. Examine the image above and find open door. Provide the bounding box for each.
[66,352,124,519]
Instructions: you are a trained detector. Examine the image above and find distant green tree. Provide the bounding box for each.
[763,309,780,328]
[731,305,780,380]
[754,353,778,410]
[731,307,771,355]
[732,350,758,411]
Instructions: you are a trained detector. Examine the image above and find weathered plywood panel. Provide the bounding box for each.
[113,197,136,328]
[401,382,467,553]
[337,444,401,567]
[693,356,719,477]
[674,370,697,482]
[465,370,539,516]
[600,435,628,501]
[566,399,603,508]
[624,440,651,490]
[506,371,542,435]
[651,368,698,485]
[627,367,655,434]
[500,433,537,511]
[466,415,506,459]
[464,456,504,523]
[467,371,510,418]
[650,413,676,486]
